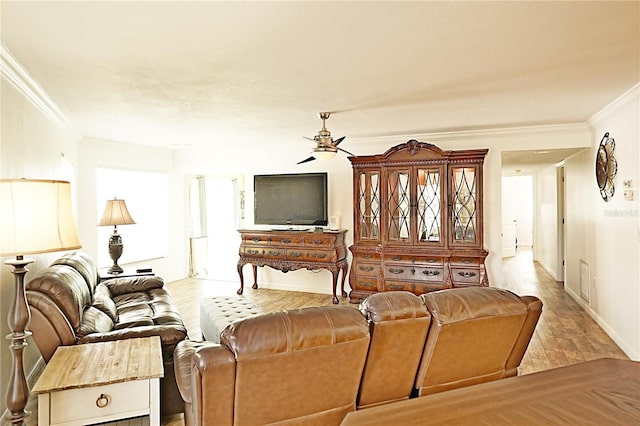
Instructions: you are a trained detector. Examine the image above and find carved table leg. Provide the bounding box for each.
[331,269,339,304]
[340,263,348,297]
[237,260,245,295]
[251,265,258,289]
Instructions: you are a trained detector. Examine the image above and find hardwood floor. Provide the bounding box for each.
[22,248,628,426]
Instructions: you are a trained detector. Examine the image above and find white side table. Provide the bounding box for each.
[32,336,163,426]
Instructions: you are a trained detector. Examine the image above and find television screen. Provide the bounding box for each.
[254,173,328,226]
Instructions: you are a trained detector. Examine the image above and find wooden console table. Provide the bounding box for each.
[237,229,348,304]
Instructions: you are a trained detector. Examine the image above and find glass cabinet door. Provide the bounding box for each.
[451,166,478,245]
[357,171,380,241]
[416,168,442,244]
[386,169,411,243]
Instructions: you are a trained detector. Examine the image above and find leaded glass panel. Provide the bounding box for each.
[452,167,477,243]
[417,169,440,242]
[387,170,410,242]
[358,172,380,240]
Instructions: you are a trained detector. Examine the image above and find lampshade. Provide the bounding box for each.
[1,179,82,257]
[313,146,337,161]
[98,198,136,227]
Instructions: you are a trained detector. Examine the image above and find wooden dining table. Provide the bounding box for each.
[341,358,639,425]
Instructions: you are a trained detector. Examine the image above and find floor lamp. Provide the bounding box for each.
[0,179,81,425]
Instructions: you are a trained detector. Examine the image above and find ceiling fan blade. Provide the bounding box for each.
[297,155,316,165]
[336,146,355,156]
[333,136,346,146]
[303,136,316,142]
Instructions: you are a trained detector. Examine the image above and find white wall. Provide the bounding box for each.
[564,84,640,360]
[535,165,560,280]
[1,69,82,417]
[502,175,534,252]
[174,124,592,293]
[78,137,189,282]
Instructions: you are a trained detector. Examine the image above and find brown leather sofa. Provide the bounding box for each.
[25,251,188,415]
[175,287,542,425]
[175,306,370,426]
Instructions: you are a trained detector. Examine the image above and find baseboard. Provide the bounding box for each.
[565,286,638,361]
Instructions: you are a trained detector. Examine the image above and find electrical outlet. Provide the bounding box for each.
[624,189,634,201]
[623,179,633,188]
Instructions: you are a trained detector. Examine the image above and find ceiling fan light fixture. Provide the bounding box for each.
[312,146,337,160]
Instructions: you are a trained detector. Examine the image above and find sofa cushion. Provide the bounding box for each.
[105,276,165,296]
[26,265,92,330]
[77,306,114,338]
[92,284,117,322]
[51,251,98,295]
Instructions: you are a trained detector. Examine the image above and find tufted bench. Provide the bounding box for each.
[200,296,263,342]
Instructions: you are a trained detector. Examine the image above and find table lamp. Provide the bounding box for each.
[0,179,82,424]
[98,198,136,274]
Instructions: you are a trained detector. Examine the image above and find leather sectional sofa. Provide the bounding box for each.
[175,287,543,425]
[25,251,188,415]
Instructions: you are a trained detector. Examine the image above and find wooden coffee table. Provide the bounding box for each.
[32,336,163,426]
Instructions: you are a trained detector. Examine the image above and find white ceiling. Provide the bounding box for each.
[1,1,639,169]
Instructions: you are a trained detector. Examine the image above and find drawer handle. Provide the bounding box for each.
[313,253,327,259]
[426,259,438,263]
[361,254,373,259]
[96,393,110,408]
[423,270,440,276]
[247,249,260,255]
[388,268,404,274]
[268,250,282,256]
[390,256,402,261]
[461,259,473,264]
[289,251,303,258]
[359,266,375,272]
[312,240,324,245]
[458,271,477,278]
[388,284,404,290]
[282,238,291,243]
[251,238,261,243]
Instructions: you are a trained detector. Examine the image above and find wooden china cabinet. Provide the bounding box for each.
[348,140,489,303]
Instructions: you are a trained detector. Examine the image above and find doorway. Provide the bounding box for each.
[501,175,534,257]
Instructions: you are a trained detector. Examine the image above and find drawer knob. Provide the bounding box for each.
[388,268,404,274]
[96,393,110,408]
[458,271,477,278]
[423,270,440,276]
[359,266,374,272]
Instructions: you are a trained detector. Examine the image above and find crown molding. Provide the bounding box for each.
[351,122,590,146]
[589,82,640,128]
[0,43,66,127]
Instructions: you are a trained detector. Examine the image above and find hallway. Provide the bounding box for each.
[501,248,628,374]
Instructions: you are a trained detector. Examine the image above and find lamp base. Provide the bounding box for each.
[108,231,124,274]
[4,257,34,425]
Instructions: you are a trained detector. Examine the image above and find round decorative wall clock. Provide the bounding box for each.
[595,132,617,202]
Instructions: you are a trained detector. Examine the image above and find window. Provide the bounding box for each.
[96,168,168,267]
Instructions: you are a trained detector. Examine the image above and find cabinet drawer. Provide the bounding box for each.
[353,252,380,262]
[352,278,378,291]
[451,267,480,284]
[305,250,333,262]
[243,246,284,259]
[271,236,302,246]
[242,234,269,245]
[354,262,380,277]
[450,257,480,266]
[384,280,444,294]
[383,265,445,283]
[303,236,332,248]
[385,254,443,265]
[50,380,149,425]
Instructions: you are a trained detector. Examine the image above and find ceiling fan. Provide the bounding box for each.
[297,112,355,164]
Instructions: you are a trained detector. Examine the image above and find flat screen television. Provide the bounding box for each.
[254,173,328,226]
